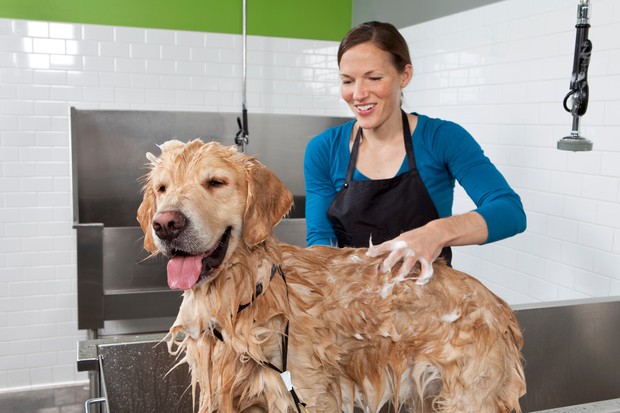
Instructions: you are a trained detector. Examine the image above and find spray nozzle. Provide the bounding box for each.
[235,109,249,152]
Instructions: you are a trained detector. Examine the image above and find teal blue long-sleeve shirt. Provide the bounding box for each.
[303,113,526,247]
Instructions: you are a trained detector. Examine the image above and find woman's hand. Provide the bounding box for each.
[366,225,441,285]
[366,212,489,285]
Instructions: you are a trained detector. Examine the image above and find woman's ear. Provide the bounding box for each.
[401,63,413,88]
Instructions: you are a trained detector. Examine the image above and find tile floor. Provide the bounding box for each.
[0,384,90,413]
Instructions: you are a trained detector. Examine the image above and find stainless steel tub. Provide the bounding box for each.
[514,296,620,412]
[81,334,195,413]
[79,296,620,412]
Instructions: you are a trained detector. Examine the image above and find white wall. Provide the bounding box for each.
[0,18,347,391]
[401,0,620,304]
[1,0,620,393]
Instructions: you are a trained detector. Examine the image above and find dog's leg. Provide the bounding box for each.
[432,356,515,413]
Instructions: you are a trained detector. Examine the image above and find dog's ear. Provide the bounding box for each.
[137,152,159,254]
[137,186,158,254]
[242,158,293,247]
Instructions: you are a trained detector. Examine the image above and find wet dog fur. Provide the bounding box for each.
[137,139,525,413]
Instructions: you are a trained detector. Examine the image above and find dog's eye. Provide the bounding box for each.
[157,185,166,193]
[206,179,225,188]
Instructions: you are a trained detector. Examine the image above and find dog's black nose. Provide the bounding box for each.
[153,211,187,240]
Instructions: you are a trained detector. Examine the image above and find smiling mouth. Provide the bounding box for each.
[357,104,375,111]
[355,103,376,115]
[166,226,232,290]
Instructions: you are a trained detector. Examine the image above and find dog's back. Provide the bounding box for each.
[278,243,525,413]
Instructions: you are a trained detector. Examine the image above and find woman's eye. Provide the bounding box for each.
[370,77,383,81]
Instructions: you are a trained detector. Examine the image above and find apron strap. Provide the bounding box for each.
[344,126,362,184]
[401,110,416,170]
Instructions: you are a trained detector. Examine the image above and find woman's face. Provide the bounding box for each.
[339,42,412,131]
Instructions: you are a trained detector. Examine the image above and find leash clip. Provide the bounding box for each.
[280,370,293,391]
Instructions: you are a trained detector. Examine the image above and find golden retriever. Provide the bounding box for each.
[137,139,525,413]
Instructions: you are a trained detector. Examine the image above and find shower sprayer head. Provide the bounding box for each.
[557,135,593,152]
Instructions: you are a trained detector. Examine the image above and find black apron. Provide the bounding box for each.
[327,111,452,264]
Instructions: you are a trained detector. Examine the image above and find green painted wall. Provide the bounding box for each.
[0,0,351,41]
[352,0,503,28]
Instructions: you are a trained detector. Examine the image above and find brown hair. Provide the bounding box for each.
[337,21,412,73]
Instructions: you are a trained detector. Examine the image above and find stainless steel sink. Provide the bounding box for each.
[531,398,620,413]
[79,296,620,412]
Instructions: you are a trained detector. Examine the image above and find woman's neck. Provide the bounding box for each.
[359,110,404,146]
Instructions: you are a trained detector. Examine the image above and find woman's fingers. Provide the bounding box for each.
[414,257,434,285]
[366,239,407,257]
[381,246,410,273]
[367,239,434,284]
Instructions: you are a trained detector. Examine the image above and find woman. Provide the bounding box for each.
[304,21,526,277]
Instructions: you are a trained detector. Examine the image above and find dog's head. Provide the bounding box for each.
[137,139,293,290]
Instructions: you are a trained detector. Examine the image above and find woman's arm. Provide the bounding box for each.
[304,133,339,246]
[368,118,525,281]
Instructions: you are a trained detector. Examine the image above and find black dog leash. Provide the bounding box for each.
[211,263,277,341]
[263,320,308,413]
[212,264,307,413]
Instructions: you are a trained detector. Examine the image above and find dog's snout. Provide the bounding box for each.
[153,211,187,240]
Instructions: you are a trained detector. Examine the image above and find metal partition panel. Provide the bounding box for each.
[102,227,167,292]
[76,224,104,330]
[71,109,349,330]
[71,108,351,227]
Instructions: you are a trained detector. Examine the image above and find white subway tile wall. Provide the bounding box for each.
[0,18,347,391]
[1,0,619,392]
[401,0,620,304]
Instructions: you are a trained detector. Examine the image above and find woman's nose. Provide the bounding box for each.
[352,81,368,100]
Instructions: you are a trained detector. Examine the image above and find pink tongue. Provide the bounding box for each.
[167,255,203,290]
